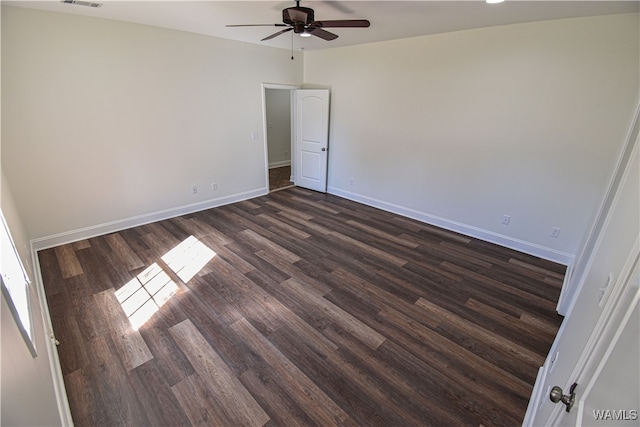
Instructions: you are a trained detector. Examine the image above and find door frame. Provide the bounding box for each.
[261,83,300,192]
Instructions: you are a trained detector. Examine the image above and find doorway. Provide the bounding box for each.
[262,84,330,193]
[263,84,298,192]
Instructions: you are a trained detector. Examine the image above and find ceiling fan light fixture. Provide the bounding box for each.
[300,32,312,37]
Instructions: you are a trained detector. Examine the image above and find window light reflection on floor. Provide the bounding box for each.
[161,235,217,282]
[116,236,216,330]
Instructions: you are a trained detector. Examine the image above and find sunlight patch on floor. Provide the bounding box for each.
[116,236,216,329]
[161,235,217,282]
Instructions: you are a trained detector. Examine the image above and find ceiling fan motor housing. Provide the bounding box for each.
[283,6,314,26]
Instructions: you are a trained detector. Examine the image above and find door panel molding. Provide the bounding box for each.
[294,89,330,193]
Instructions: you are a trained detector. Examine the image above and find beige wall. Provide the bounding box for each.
[2,6,302,242]
[305,13,639,262]
[1,172,64,426]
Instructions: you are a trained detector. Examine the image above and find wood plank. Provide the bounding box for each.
[346,219,419,249]
[54,244,84,278]
[93,288,153,371]
[281,278,386,350]
[63,368,107,427]
[85,334,151,426]
[169,319,270,427]
[256,249,333,295]
[239,228,301,264]
[72,239,91,250]
[329,231,408,268]
[230,317,358,427]
[172,374,228,427]
[267,324,422,426]
[321,323,477,426]
[130,360,192,426]
[239,368,317,427]
[416,297,545,367]
[378,302,533,394]
[521,311,565,334]
[441,260,558,313]
[105,233,145,271]
[464,297,556,353]
[257,213,311,240]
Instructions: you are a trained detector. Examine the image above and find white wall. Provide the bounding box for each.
[266,88,292,168]
[1,6,302,243]
[305,13,639,263]
[1,172,64,426]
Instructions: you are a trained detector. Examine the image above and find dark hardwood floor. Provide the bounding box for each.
[269,166,293,192]
[38,187,565,427]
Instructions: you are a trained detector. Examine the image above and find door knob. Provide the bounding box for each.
[321,147,326,152]
[550,382,577,412]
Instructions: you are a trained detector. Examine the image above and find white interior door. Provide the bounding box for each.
[294,89,329,192]
[575,280,639,426]
[524,140,639,426]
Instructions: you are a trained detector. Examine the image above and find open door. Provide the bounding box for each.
[524,139,639,426]
[575,280,638,426]
[294,89,330,193]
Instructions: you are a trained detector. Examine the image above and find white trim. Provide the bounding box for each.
[31,187,266,251]
[29,249,74,427]
[269,160,291,169]
[327,186,573,265]
[523,366,545,426]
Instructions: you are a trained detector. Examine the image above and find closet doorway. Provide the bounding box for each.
[263,84,297,192]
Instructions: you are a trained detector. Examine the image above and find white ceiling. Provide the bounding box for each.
[3,1,638,51]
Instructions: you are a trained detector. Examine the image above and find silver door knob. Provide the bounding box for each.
[550,383,577,413]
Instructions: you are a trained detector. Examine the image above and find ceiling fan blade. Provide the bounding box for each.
[312,19,370,28]
[226,24,288,27]
[261,27,293,41]
[308,27,338,41]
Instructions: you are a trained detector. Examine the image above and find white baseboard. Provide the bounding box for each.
[30,187,268,251]
[327,186,574,266]
[269,160,291,169]
[29,250,74,427]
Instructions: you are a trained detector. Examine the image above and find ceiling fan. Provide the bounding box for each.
[226,1,370,41]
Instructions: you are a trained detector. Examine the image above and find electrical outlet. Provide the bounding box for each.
[192,185,198,194]
[211,183,217,191]
[502,215,511,225]
[550,227,560,238]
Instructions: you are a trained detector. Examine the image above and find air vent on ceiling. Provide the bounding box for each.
[61,0,102,8]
